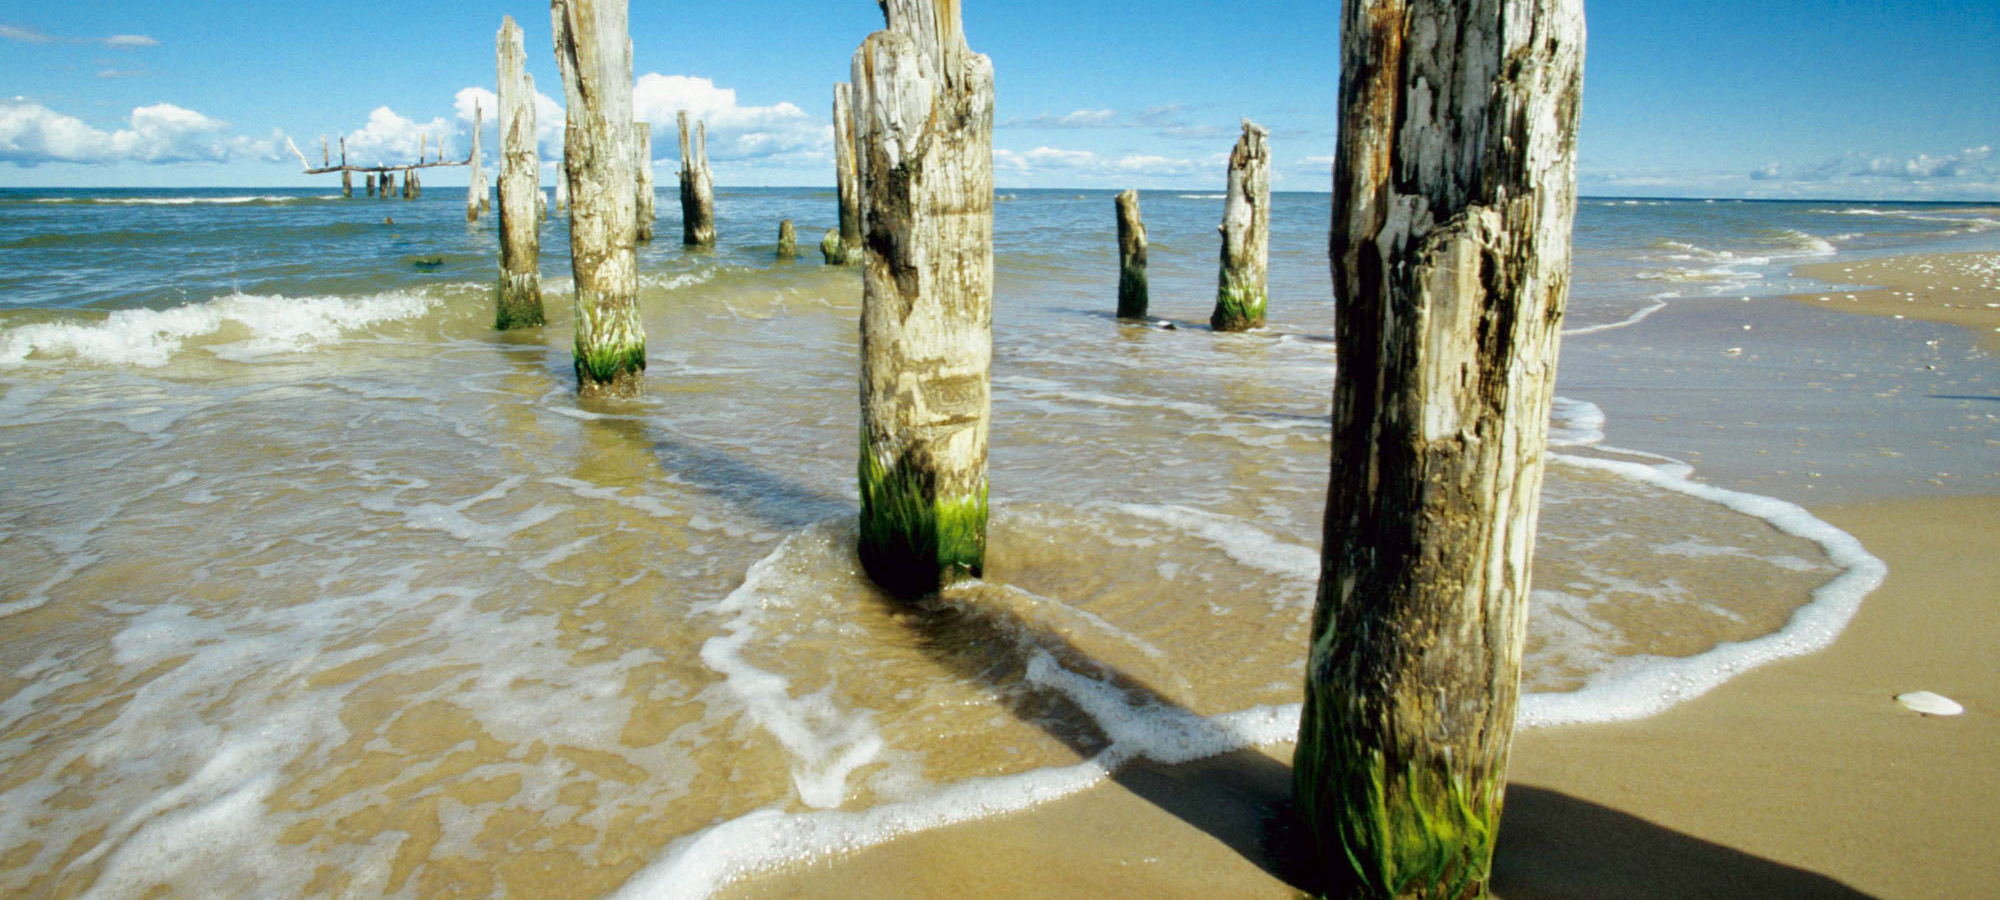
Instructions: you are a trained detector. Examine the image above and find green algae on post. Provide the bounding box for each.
[857,449,988,599]
[552,0,644,397]
[494,15,543,330]
[1116,188,1149,319]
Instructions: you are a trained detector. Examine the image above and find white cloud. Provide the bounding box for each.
[0,24,53,44]
[102,34,159,48]
[339,107,454,166]
[1006,108,1118,129]
[0,24,159,47]
[631,74,827,167]
[0,99,277,166]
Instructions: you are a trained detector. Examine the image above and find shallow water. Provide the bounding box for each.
[0,187,1993,898]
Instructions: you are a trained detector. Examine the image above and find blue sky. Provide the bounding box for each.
[1,1,1995,199]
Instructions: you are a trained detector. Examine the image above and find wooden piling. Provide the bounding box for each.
[496,14,544,330]
[555,171,568,212]
[827,82,862,265]
[1115,188,1148,318]
[380,171,394,199]
[1210,119,1270,331]
[776,219,796,259]
[467,103,485,223]
[634,122,655,242]
[1292,1,1586,898]
[342,170,354,199]
[552,0,644,398]
[677,110,715,248]
[850,0,996,600]
[819,227,842,264]
[366,172,377,197]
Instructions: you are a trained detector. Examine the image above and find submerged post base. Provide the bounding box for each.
[1211,272,1267,331]
[858,451,987,601]
[495,273,545,330]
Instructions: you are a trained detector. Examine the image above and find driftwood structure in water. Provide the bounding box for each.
[496,14,544,330]
[634,122,656,242]
[776,219,797,259]
[286,134,469,198]
[677,111,716,248]
[850,0,996,600]
[552,0,644,398]
[1211,120,1270,331]
[824,82,863,265]
[1115,189,1148,318]
[1293,1,1585,898]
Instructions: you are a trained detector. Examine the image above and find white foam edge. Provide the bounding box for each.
[1521,450,1886,727]
[0,290,437,368]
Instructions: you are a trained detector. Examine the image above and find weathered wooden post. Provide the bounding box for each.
[1115,188,1148,318]
[380,171,394,199]
[552,0,644,398]
[850,0,995,600]
[1210,120,1270,331]
[467,103,485,223]
[555,171,569,212]
[676,110,715,248]
[340,137,353,198]
[776,219,796,259]
[819,227,842,263]
[633,122,655,242]
[496,14,544,330]
[1293,1,1586,898]
[825,82,862,265]
[366,172,377,197]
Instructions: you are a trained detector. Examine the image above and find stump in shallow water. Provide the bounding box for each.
[776,219,797,259]
[1115,188,1148,319]
[850,0,996,600]
[677,111,715,248]
[825,82,862,266]
[552,0,644,398]
[495,14,544,330]
[1210,119,1269,332]
[1292,1,1586,898]
[633,121,655,243]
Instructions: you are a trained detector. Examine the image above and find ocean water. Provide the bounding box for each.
[0,186,1995,898]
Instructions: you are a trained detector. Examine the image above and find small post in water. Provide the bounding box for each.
[496,14,544,330]
[552,0,645,398]
[677,110,715,248]
[1292,1,1585,897]
[850,0,996,600]
[467,103,484,223]
[1210,119,1269,331]
[633,121,655,242]
[1115,188,1148,319]
[777,219,797,259]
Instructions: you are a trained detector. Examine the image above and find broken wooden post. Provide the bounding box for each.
[553,0,644,398]
[467,103,485,223]
[819,227,842,264]
[496,14,544,330]
[1210,119,1270,331]
[366,172,377,197]
[1115,188,1148,318]
[776,219,796,259]
[342,170,353,199]
[676,110,715,248]
[380,171,394,199]
[1292,1,1586,898]
[826,82,862,265]
[633,121,655,242]
[555,171,569,212]
[850,0,995,600]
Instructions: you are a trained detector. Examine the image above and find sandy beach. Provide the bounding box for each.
[719,253,1999,900]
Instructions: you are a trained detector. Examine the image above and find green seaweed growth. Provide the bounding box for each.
[1117,266,1149,319]
[494,279,545,330]
[408,255,445,269]
[1211,271,1267,331]
[572,338,646,389]
[1294,709,1500,900]
[857,449,987,600]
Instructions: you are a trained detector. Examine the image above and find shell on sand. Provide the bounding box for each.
[1895,690,1964,716]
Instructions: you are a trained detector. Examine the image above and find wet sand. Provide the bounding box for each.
[720,496,1997,900]
[1793,251,2000,353]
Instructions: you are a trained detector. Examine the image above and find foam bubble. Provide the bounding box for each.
[0,290,436,368]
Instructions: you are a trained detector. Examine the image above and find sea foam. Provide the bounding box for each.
[0,290,436,367]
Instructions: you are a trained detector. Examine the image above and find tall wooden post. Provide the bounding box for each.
[367,172,377,197]
[777,219,797,259]
[467,103,485,223]
[827,82,862,265]
[677,110,715,248]
[342,170,353,198]
[851,0,995,600]
[1293,2,1586,898]
[380,171,394,199]
[634,122,655,242]
[555,171,568,211]
[1115,188,1148,318]
[553,0,644,398]
[1211,120,1270,331]
[496,14,544,330]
